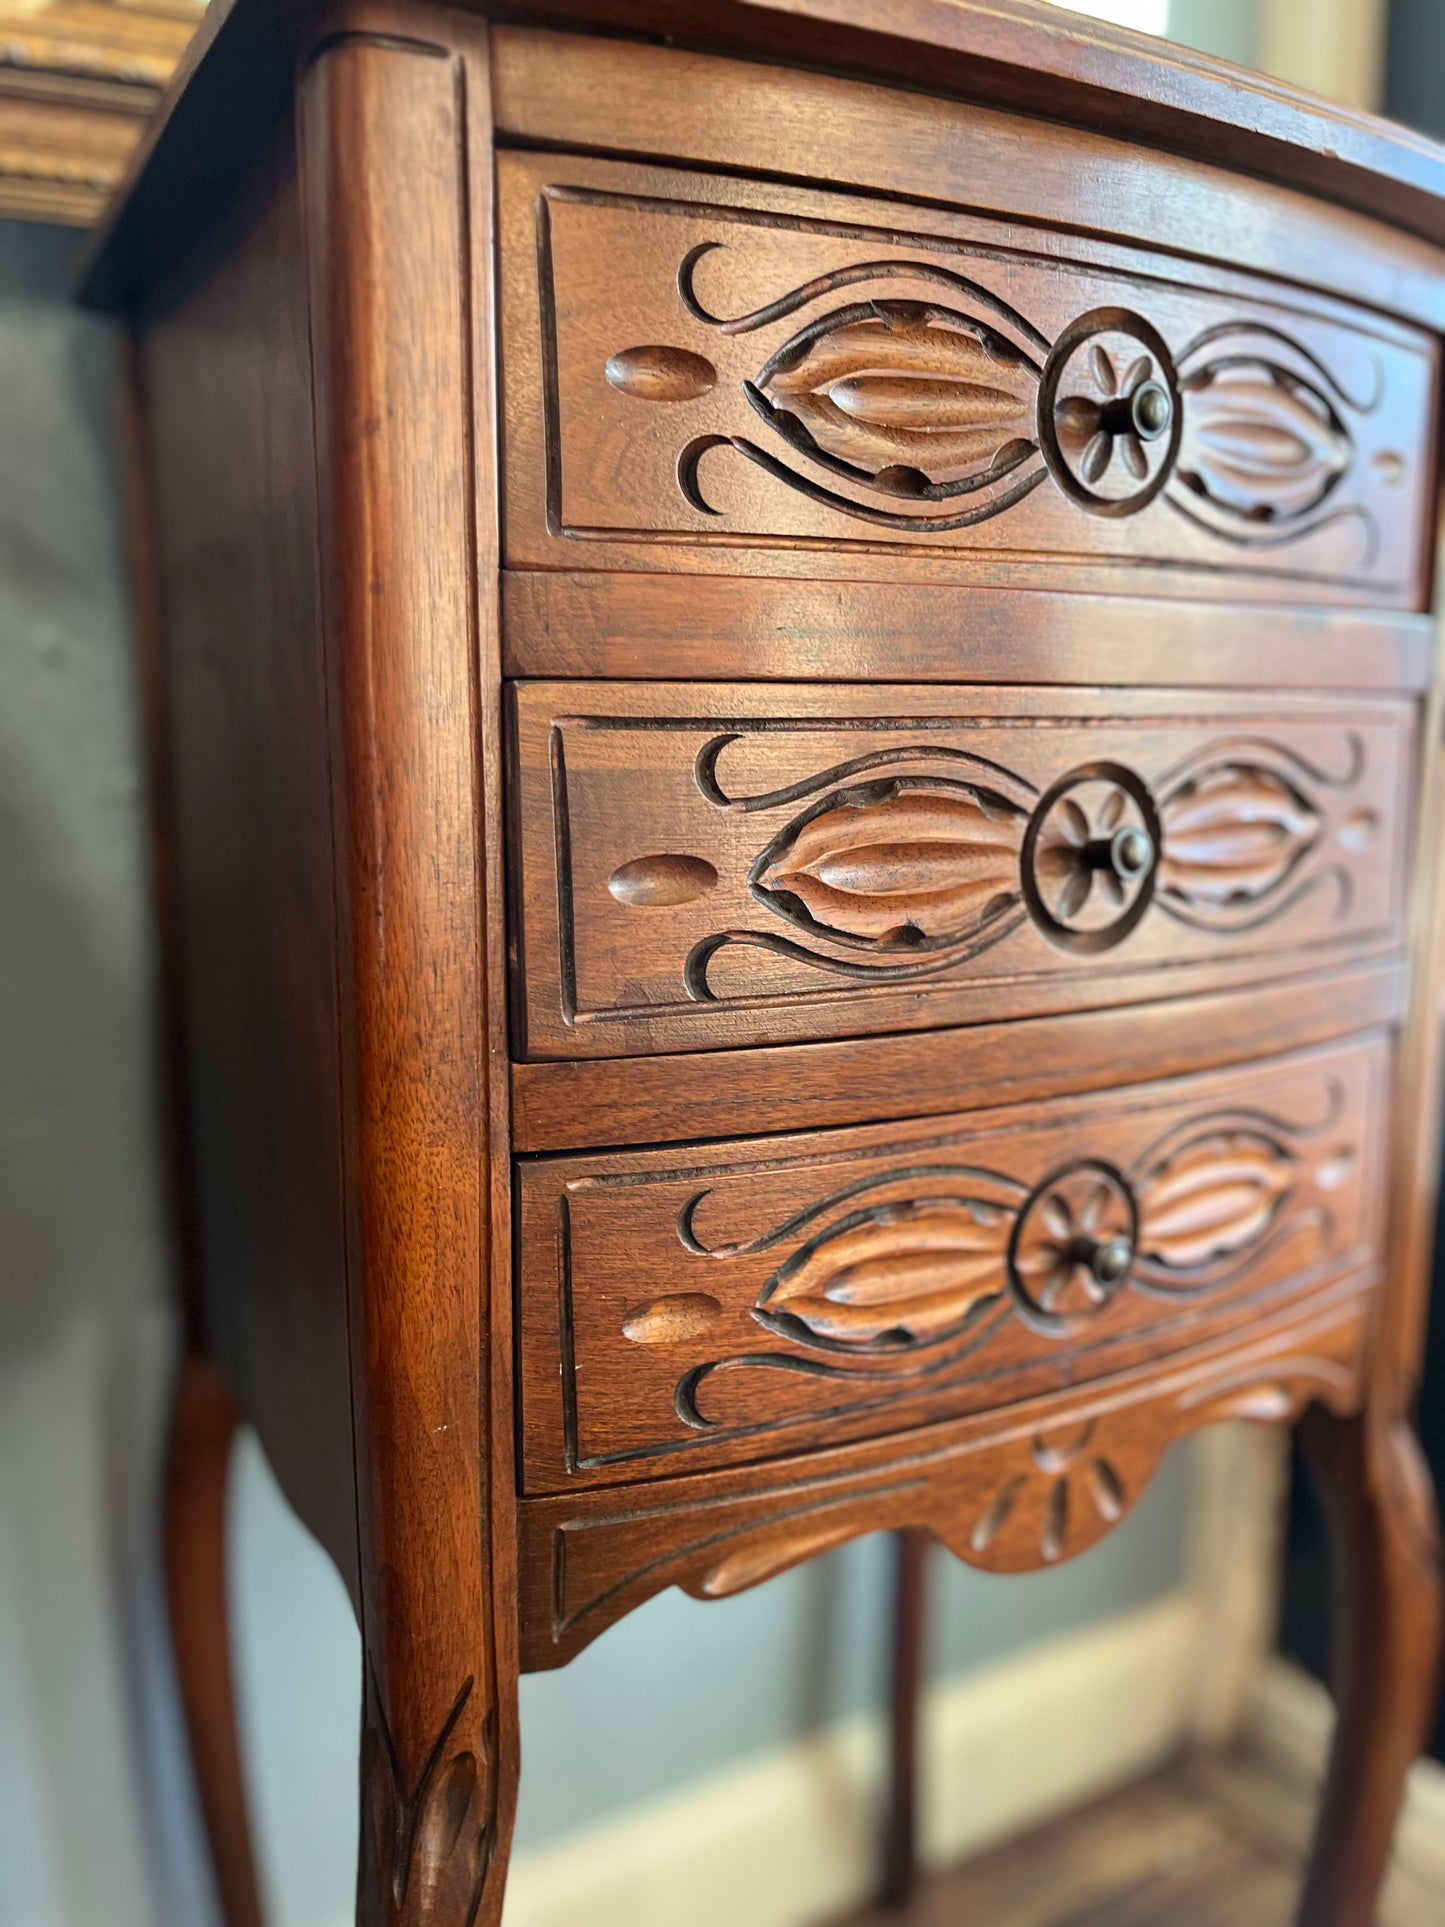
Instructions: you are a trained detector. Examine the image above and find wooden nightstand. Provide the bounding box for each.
[87,3,1445,1921]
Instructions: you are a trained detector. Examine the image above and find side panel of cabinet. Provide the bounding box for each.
[135,111,360,1593]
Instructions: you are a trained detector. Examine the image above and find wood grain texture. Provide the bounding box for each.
[1296,1408,1443,1927]
[1292,543,1445,1927]
[510,958,1407,1152]
[133,100,359,1599]
[517,1289,1370,1670]
[516,1038,1388,1488]
[79,0,1445,313]
[500,573,1435,692]
[499,148,1437,603]
[511,682,1413,1058]
[489,29,1445,335]
[109,4,1445,1921]
[300,20,516,1924]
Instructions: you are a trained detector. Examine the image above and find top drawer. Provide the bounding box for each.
[497,152,1437,607]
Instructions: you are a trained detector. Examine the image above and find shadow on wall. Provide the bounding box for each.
[0,219,206,1926]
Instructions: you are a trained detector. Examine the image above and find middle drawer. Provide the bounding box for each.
[510,682,1412,1058]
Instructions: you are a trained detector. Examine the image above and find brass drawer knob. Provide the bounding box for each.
[1074,1233,1135,1290]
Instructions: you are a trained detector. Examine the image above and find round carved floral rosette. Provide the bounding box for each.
[1007,1160,1139,1335]
[1021,761,1161,954]
[1037,307,1182,516]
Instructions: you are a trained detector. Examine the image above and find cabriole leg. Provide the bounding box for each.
[357,1633,518,1926]
[1296,1404,1442,1927]
[164,1355,264,1927]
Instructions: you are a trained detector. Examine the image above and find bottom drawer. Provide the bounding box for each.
[516,1036,1388,1491]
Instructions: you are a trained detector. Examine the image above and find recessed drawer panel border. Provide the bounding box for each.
[510,681,1415,1061]
[499,148,1439,605]
[516,1036,1389,1491]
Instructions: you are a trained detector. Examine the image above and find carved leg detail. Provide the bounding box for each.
[359,1666,507,1926]
[164,1355,264,1927]
[1297,1404,1443,1927]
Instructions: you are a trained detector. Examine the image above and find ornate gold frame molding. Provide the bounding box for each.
[0,0,201,224]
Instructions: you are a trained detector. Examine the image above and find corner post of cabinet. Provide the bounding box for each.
[299,11,518,1924]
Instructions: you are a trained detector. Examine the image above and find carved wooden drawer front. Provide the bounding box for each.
[509,684,1412,1058]
[498,153,1437,604]
[516,1036,1385,1491]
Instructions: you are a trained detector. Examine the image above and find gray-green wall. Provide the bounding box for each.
[1385,0,1445,140]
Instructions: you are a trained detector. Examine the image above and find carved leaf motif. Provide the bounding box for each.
[1138,1133,1296,1269]
[970,1422,1128,1565]
[1180,365,1350,518]
[363,1674,494,1925]
[761,302,1037,481]
[1159,765,1319,907]
[756,784,1024,943]
[411,1752,490,1919]
[765,1198,1012,1346]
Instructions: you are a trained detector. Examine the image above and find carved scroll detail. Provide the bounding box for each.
[682,734,1361,996]
[674,1096,1322,1431]
[617,249,1378,546]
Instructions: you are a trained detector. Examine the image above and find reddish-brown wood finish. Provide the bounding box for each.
[127,12,520,1924]
[510,957,1407,1152]
[79,0,1445,315]
[500,147,1436,604]
[488,29,1445,337]
[882,1528,929,1911]
[516,1039,1387,1487]
[102,1,1445,1923]
[163,1359,264,1927]
[300,24,517,1924]
[1298,1407,1443,1925]
[133,95,359,1605]
[516,1288,1371,1670]
[501,573,1436,692]
[510,682,1413,1058]
[1296,606,1445,1926]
